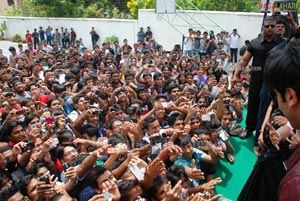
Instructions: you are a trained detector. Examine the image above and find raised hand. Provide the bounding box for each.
[163,180,182,201]
[286,129,300,147]
[267,123,281,151]
[188,159,205,181]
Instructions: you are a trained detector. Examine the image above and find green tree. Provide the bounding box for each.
[5,0,130,18]
[127,0,155,19]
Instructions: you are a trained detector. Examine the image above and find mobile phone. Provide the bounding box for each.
[4,92,13,97]
[203,85,208,89]
[22,141,35,153]
[103,191,111,201]
[129,165,144,181]
[223,99,230,104]
[30,124,37,130]
[16,109,26,115]
[193,140,204,147]
[65,118,71,123]
[45,117,53,125]
[62,162,70,172]
[92,86,98,92]
[210,114,216,120]
[161,102,167,108]
[35,102,40,110]
[149,135,162,145]
[201,114,211,121]
[217,127,228,141]
[51,138,59,148]
[39,172,50,184]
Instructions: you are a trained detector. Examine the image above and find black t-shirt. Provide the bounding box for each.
[247,34,284,74]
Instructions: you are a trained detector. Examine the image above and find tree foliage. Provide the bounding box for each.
[9,0,299,19]
[5,0,130,18]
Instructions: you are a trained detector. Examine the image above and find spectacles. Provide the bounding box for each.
[64,148,77,156]
[264,24,275,28]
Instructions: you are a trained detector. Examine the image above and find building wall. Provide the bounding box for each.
[0,9,299,50]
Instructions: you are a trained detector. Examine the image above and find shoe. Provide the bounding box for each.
[239,130,252,139]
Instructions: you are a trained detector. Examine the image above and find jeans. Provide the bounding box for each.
[230,48,238,63]
[184,50,193,57]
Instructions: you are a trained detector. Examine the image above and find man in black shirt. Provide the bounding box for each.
[234,17,284,146]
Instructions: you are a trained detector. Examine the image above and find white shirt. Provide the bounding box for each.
[230,35,239,49]
[184,35,194,51]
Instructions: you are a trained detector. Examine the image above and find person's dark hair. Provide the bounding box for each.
[184,71,193,78]
[52,109,65,117]
[125,106,140,116]
[110,104,123,112]
[142,72,152,79]
[73,94,87,109]
[168,112,184,127]
[264,41,300,102]
[276,19,286,26]
[70,67,80,75]
[146,175,168,200]
[153,72,163,80]
[223,109,233,119]
[129,99,142,107]
[108,118,122,130]
[86,165,108,189]
[20,97,34,107]
[110,70,119,77]
[47,97,60,108]
[57,129,74,143]
[0,120,23,142]
[136,85,147,94]
[156,94,169,103]
[108,134,126,146]
[166,83,179,94]
[124,71,135,79]
[191,113,200,121]
[143,115,156,129]
[118,180,139,201]
[81,123,98,138]
[19,174,34,196]
[30,162,52,176]
[56,144,76,160]
[24,113,39,126]
[65,72,75,81]
[167,165,189,187]
[174,136,191,147]
[195,126,211,136]
[0,185,21,200]
[0,170,11,189]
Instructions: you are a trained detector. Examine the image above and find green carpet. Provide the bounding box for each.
[215,108,257,200]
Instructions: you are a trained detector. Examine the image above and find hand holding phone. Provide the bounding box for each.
[39,171,50,184]
[22,141,35,153]
[129,165,144,181]
[217,127,229,141]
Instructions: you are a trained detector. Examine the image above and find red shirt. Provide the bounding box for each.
[25,33,32,43]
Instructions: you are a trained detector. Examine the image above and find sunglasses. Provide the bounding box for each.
[264,24,275,28]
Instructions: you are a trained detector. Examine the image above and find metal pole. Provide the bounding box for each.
[261,0,270,31]
[20,0,25,16]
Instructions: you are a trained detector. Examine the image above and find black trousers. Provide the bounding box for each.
[246,72,262,132]
[246,72,272,145]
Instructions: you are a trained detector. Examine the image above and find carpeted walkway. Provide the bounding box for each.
[215,108,257,200]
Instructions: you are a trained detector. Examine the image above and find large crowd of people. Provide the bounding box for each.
[0,9,299,201]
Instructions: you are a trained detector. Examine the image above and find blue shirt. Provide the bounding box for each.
[174,148,207,186]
